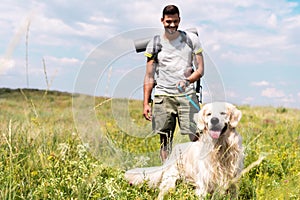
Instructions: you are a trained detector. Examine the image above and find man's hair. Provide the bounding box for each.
[162,5,180,19]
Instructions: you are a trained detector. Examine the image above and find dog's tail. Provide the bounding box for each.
[125,166,164,187]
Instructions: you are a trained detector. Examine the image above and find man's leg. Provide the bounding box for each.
[177,94,200,142]
[152,96,176,163]
[159,130,173,163]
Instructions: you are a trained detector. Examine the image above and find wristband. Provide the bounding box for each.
[185,79,190,86]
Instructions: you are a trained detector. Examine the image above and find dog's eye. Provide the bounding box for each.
[220,112,226,115]
[206,112,212,116]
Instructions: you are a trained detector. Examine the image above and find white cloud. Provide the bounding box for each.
[0,58,15,75]
[211,44,221,51]
[29,13,82,46]
[278,81,289,86]
[267,13,278,28]
[279,94,295,104]
[226,90,238,98]
[242,97,254,105]
[283,15,300,30]
[251,81,270,87]
[45,56,80,67]
[33,16,75,35]
[0,0,300,109]
[121,1,163,27]
[89,14,115,24]
[197,0,300,66]
[220,50,257,64]
[261,87,285,98]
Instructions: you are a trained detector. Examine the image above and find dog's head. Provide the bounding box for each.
[197,102,242,139]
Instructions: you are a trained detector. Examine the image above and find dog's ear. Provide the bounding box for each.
[197,105,206,130]
[228,104,242,128]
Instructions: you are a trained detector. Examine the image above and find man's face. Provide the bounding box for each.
[161,14,180,34]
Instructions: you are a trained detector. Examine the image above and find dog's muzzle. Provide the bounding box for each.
[209,117,228,139]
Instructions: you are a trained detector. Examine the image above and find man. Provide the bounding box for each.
[143,5,204,162]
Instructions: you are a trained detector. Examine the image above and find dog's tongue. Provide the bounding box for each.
[209,130,221,139]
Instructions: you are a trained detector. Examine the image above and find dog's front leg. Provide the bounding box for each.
[194,176,209,198]
[195,187,208,199]
[157,166,179,200]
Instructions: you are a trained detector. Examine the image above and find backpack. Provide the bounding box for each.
[151,30,203,104]
[133,28,203,104]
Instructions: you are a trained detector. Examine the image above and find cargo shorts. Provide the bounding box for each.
[152,94,199,136]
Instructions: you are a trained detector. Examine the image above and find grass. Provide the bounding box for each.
[0,88,299,199]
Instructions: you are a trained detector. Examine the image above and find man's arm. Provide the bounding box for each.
[143,58,155,121]
[187,52,204,83]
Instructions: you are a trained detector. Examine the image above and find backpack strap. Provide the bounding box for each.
[152,35,161,63]
[178,30,193,50]
[152,31,193,62]
[179,30,203,104]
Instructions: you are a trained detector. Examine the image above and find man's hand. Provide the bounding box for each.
[143,104,152,121]
[176,79,190,92]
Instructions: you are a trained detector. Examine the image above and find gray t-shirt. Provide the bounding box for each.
[145,31,203,96]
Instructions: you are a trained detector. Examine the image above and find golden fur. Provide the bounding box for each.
[125,102,244,199]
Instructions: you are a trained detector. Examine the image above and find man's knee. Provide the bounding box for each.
[189,132,200,142]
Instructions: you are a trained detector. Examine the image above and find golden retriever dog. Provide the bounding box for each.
[125,102,243,199]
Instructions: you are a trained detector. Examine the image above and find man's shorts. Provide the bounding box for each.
[152,94,199,135]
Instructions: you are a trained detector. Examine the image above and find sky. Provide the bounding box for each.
[1,0,300,109]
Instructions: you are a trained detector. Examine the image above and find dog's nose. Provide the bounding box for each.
[211,117,219,125]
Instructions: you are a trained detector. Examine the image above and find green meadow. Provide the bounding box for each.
[0,88,299,199]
